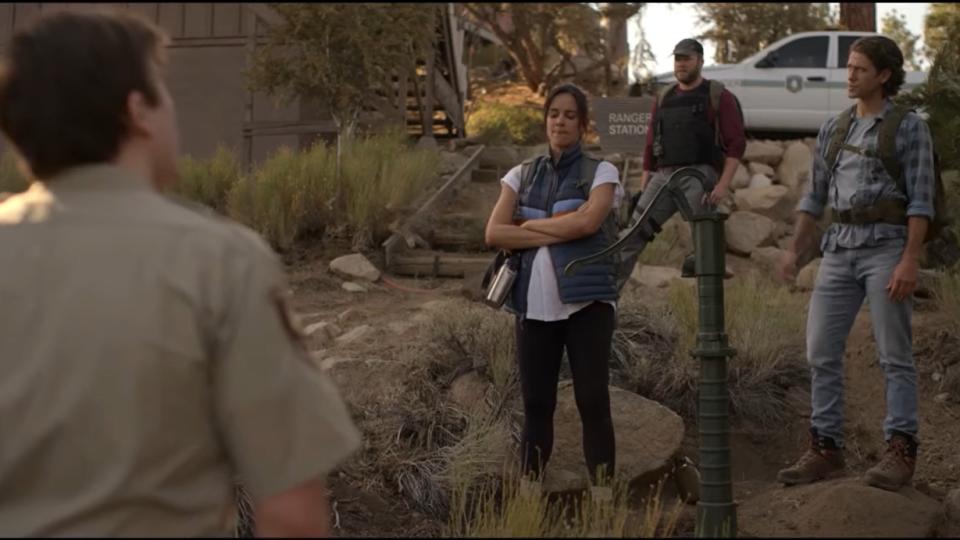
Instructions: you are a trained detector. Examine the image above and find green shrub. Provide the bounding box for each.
[227,143,337,251]
[176,145,243,213]
[938,269,960,334]
[0,150,29,194]
[466,101,544,146]
[897,28,960,171]
[616,272,808,431]
[340,130,440,238]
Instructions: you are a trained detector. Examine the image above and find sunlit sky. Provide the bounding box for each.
[628,3,931,79]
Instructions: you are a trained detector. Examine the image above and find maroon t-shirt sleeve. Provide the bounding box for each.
[717,89,746,160]
[642,99,658,171]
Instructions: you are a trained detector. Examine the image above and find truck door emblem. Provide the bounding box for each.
[786,75,803,93]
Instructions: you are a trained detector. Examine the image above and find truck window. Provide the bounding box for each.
[838,35,860,68]
[767,36,829,68]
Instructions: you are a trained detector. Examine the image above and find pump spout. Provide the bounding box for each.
[563,166,710,277]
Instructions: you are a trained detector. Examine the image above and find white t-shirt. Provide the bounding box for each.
[501,160,623,322]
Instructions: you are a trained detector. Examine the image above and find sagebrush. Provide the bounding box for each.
[171,131,441,251]
[613,272,809,431]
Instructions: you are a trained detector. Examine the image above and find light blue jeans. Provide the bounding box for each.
[807,238,918,446]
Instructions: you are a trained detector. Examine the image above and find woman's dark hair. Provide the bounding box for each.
[543,83,590,132]
[0,11,167,179]
[849,35,906,97]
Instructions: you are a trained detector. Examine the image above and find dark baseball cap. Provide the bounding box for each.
[672,38,704,56]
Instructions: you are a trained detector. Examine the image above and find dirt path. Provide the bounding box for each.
[734,301,960,536]
[283,238,960,537]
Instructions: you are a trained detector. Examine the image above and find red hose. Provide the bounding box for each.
[379,275,444,294]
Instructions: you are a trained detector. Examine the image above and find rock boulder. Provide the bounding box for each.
[733,185,794,223]
[724,211,778,256]
[543,382,684,494]
[777,141,813,195]
[330,253,381,282]
[743,141,785,166]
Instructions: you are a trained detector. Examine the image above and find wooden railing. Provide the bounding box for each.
[382,144,485,270]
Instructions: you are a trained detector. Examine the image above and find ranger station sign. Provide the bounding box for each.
[593,96,654,154]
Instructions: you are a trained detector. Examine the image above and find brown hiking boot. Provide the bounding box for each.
[864,431,918,491]
[777,428,846,486]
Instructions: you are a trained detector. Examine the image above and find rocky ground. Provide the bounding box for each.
[274,140,960,537]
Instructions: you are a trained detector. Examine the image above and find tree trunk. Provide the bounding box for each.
[332,111,357,213]
[840,3,876,32]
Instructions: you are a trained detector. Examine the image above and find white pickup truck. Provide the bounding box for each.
[653,31,928,133]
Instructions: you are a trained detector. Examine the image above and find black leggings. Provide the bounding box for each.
[516,301,616,485]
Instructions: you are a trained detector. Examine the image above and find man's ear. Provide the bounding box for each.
[124,90,153,138]
[878,67,892,86]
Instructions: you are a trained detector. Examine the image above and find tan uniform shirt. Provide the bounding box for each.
[0,164,362,536]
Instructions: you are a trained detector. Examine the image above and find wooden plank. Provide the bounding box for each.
[166,36,247,49]
[241,117,382,137]
[212,2,241,37]
[382,144,484,269]
[157,2,183,38]
[391,254,491,278]
[429,230,484,250]
[243,122,339,137]
[183,3,212,38]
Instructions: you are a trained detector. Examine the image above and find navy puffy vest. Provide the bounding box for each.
[506,145,619,317]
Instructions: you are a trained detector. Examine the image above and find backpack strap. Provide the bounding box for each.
[656,82,677,108]
[576,155,602,198]
[651,83,677,166]
[825,105,857,171]
[708,79,725,148]
[878,106,912,192]
[518,156,544,196]
[515,156,543,220]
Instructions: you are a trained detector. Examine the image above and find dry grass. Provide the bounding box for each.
[408,301,688,537]
[612,271,809,431]
[636,216,688,268]
[176,145,242,213]
[227,145,330,250]
[937,270,960,336]
[448,472,684,538]
[339,130,440,240]
[424,302,518,398]
[220,131,439,251]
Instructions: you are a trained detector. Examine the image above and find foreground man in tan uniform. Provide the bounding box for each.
[0,11,361,537]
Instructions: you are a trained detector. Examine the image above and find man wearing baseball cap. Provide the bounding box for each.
[617,37,746,287]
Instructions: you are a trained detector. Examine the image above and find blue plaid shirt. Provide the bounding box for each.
[797,99,936,252]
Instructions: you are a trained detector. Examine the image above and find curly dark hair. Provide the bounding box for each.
[850,35,906,97]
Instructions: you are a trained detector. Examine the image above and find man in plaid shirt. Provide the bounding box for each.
[776,35,936,491]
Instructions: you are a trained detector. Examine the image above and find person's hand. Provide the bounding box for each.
[887,258,919,302]
[702,183,729,206]
[777,250,799,283]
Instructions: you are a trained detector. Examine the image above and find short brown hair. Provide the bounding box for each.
[850,35,906,97]
[0,11,167,179]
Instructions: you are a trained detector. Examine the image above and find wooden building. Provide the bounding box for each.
[0,3,468,167]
